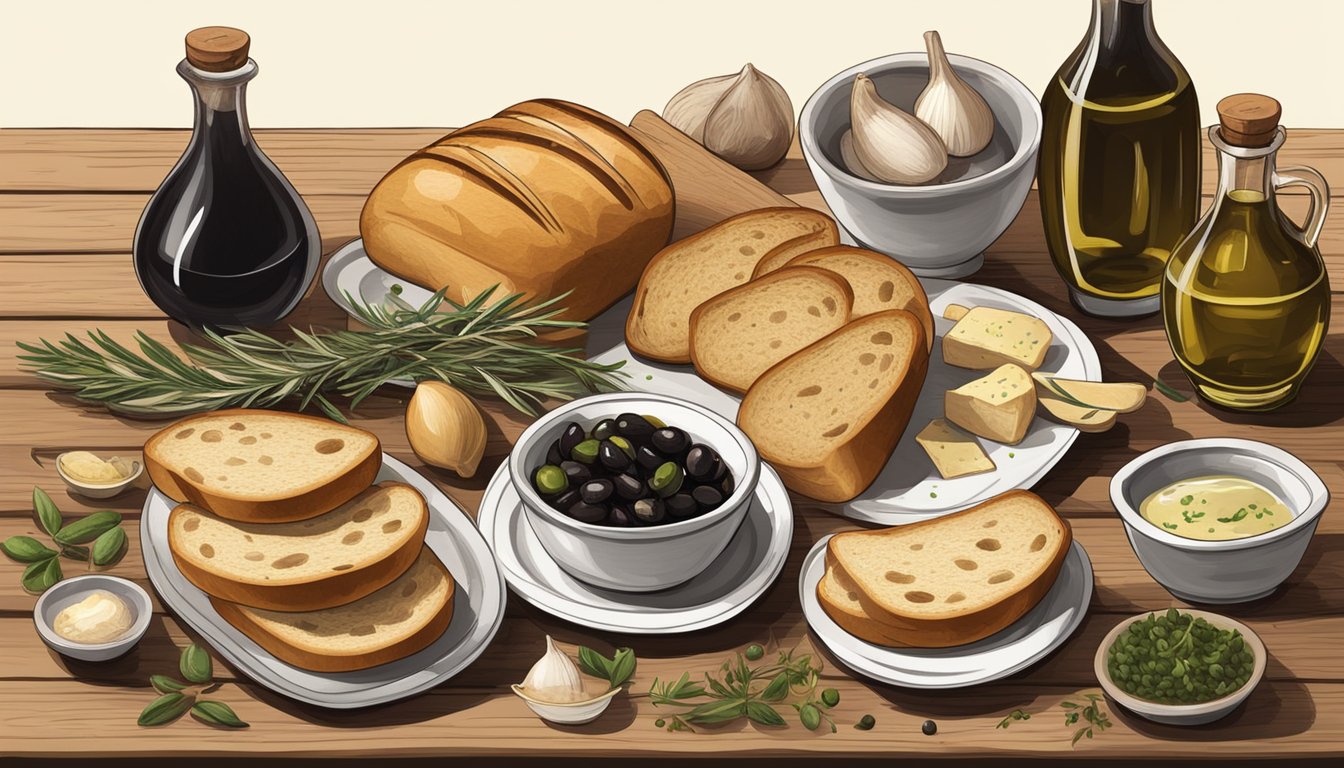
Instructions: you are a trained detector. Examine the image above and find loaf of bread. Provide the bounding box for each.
[212,547,455,672]
[690,266,853,393]
[168,482,429,611]
[626,208,840,363]
[360,100,674,322]
[819,491,1071,647]
[144,410,382,524]
[737,311,928,502]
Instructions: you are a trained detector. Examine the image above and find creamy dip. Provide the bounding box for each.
[1140,475,1291,541]
[53,590,133,644]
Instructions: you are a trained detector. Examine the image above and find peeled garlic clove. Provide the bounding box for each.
[850,73,948,184]
[914,30,995,157]
[404,380,487,478]
[839,130,882,182]
[701,63,794,170]
[520,635,586,702]
[664,71,737,142]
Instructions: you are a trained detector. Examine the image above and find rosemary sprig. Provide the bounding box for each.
[648,645,837,733]
[17,287,627,421]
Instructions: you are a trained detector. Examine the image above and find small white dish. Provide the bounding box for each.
[33,575,152,662]
[1095,610,1266,725]
[479,460,793,635]
[55,452,144,499]
[1110,438,1328,604]
[799,535,1093,689]
[511,685,621,725]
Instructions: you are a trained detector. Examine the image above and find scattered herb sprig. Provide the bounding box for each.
[18,287,627,422]
[1062,693,1112,745]
[577,645,638,691]
[996,708,1031,728]
[138,643,248,728]
[1,487,127,592]
[1153,378,1190,403]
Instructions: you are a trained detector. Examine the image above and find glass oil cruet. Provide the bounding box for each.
[1038,0,1201,318]
[1162,94,1330,411]
[133,26,320,328]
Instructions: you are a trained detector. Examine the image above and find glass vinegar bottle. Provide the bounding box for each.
[1162,94,1330,411]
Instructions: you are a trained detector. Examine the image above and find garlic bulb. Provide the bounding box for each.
[914,30,995,157]
[838,131,881,182]
[663,63,794,170]
[850,73,948,185]
[519,635,586,703]
[404,381,487,478]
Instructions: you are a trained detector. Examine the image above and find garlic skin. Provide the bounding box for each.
[915,31,995,157]
[404,381,487,478]
[839,131,881,182]
[519,635,587,704]
[664,63,794,170]
[850,73,948,185]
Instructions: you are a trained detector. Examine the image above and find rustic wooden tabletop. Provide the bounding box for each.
[0,127,1341,763]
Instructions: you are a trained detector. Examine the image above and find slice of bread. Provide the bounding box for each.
[689,266,854,394]
[168,482,429,611]
[738,310,929,502]
[625,208,839,363]
[823,490,1072,647]
[817,551,910,646]
[768,247,935,352]
[144,409,382,523]
[212,547,455,672]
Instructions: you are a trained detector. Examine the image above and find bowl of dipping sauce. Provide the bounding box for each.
[33,575,151,661]
[56,450,143,499]
[1110,438,1328,603]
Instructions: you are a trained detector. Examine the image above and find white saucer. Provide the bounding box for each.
[478,461,794,634]
[800,535,1093,689]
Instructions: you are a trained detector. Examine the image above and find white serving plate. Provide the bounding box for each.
[323,239,1100,523]
[477,461,793,635]
[799,535,1093,689]
[139,453,507,709]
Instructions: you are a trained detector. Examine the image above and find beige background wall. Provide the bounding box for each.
[2,0,1340,129]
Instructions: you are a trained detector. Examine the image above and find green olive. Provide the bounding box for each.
[572,439,601,464]
[799,704,822,730]
[821,688,840,708]
[608,435,636,459]
[533,464,568,495]
[651,461,684,496]
[744,643,765,661]
[643,414,667,429]
[855,714,876,731]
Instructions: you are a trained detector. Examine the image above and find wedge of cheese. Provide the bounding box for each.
[915,419,995,479]
[945,364,1036,444]
[942,304,1051,371]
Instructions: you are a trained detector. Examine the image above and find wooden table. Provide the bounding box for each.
[1,126,1342,765]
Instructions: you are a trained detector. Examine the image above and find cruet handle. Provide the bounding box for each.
[1273,166,1330,248]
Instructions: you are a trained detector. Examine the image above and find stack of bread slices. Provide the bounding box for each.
[144,410,455,672]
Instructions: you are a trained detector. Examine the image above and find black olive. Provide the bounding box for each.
[685,445,716,479]
[692,484,724,509]
[579,478,614,504]
[592,418,619,441]
[558,422,586,458]
[615,413,656,441]
[710,454,728,482]
[561,460,592,485]
[720,473,736,497]
[633,497,666,524]
[566,500,608,524]
[613,473,647,500]
[650,427,690,455]
[921,719,937,736]
[547,489,579,512]
[598,440,633,472]
[665,493,699,519]
[545,439,564,467]
[635,444,664,471]
[606,506,636,527]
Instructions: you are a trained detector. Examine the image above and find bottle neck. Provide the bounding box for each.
[1090,0,1155,45]
[1210,126,1283,204]
[177,59,257,145]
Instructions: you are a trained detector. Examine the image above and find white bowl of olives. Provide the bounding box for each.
[508,392,760,592]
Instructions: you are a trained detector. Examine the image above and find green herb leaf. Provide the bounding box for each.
[60,544,89,561]
[33,487,62,537]
[191,700,249,728]
[684,699,747,725]
[21,557,62,593]
[150,675,189,694]
[53,510,121,546]
[577,646,614,681]
[2,535,58,563]
[760,672,791,702]
[180,644,213,684]
[1154,378,1190,402]
[91,526,128,566]
[745,701,787,727]
[138,692,194,726]
[607,647,637,688]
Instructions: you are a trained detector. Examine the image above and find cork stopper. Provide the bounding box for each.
[185,27,250,72]
[1217,94,1282,148]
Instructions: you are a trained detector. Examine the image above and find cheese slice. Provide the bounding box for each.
[942,305,1051,371]
[945,363,1036,445]
[916,419,995,479]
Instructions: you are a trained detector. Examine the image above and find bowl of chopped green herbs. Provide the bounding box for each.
[1095,609,1265,725]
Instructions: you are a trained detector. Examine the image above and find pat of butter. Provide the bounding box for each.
[53,590,133,644]
[945,364,1037,445]
[916,419,995,479]
[942,306,1051,371]
[59,451,126,484]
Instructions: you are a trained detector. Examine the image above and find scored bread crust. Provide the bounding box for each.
[688,265,855,394]
[167,481,429,611]
[210,551,456,673]
[739,310,929,502]
[143,409,382,524]
[825,491,1073,647]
